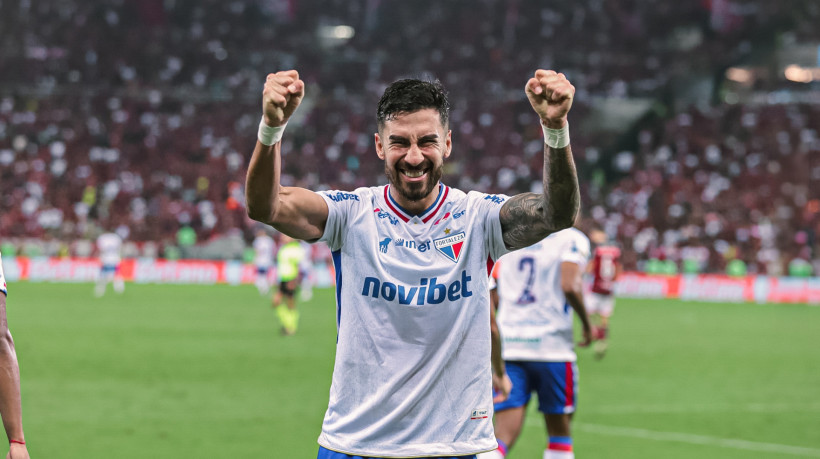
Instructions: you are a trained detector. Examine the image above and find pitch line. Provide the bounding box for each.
[582,401,820,415]
[573,422,820,457]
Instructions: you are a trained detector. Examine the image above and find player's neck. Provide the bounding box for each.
[389,182,441,216]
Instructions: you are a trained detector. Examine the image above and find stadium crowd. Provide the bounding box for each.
[0,0,818,275]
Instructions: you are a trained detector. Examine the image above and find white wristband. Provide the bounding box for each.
[258,117,287,146]
[542,121,570,149]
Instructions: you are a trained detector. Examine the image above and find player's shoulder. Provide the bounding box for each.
[318,186,379,219]
[550,228,590,254]
[318,186,376,203]
[464,189,508,206]
[555,227,589,244]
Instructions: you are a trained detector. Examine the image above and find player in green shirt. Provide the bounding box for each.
[274,233,308,335]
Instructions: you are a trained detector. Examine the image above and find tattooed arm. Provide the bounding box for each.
[500,70,579,250]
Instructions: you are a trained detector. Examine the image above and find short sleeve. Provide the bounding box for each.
[468,191,511,263]
[560,231,591,266]
[317,189,365,251]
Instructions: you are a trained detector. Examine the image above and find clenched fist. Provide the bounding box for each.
[525,70,575,129]
[263,70,305,127]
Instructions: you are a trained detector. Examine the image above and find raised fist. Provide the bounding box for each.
[262,70,305,127]
[525,70,575,129]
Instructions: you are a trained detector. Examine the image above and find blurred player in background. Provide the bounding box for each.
[586,228,622,359]
[273,233,307,335]
[95,230,125,297]
[252,229,276,295]
[245,68,579,458]
[0,252,31,459]
[480,227,592,459]
[298,240,315,302]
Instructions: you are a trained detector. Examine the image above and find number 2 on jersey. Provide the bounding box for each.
[516,256,536,305]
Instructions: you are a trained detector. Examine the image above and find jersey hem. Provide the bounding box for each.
[317,439,497,458]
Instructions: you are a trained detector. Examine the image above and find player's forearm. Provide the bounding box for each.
[490,321,505,376]
[246,141,283,224]
[489,291,505,376]
[0,309,24,444]
[540,141,580,233]
[564,289,591,331]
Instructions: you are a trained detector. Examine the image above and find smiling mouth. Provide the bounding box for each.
[402,169,427,179]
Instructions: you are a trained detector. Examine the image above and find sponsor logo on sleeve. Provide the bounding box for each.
[483,195,505,205]
[324,191,360,202]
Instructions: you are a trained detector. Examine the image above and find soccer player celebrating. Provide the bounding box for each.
[586,228,622,359]
[252,229,276,295]
[481,227,593,459]
[245,69,579,458]
[0,252,30,459]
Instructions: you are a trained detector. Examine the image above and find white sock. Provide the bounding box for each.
[544,450,574,459]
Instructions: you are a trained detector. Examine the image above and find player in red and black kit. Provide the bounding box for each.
[586,229,622,359]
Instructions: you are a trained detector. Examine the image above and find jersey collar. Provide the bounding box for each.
[384,183,450,224]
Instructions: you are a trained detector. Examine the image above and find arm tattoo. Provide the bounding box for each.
[499,144,579,250]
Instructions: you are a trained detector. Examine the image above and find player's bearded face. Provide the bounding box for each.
[377,109,451,204]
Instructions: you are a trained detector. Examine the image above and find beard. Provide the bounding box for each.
[384,159,443,203]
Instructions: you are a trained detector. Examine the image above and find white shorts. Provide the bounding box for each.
[587,292,615,317]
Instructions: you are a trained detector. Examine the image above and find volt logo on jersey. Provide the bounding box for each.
[434,231,466,263]
[470,408,489,420]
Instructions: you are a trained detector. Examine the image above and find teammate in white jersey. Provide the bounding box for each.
[0,252,31,459]
[252,230,276,295]
[95,231,124,297]
[480,228,592,459]
[245,68,580,458]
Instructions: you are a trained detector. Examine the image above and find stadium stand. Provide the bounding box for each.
[0,0,818,275]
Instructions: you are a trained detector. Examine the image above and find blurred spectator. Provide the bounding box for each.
[1,0,817,275]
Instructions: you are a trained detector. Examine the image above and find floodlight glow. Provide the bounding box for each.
[725,67,752,83]
[784,65,814,83]
[332,25,355,39]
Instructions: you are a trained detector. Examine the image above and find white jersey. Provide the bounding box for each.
[316,184,510,458]
[493,228,590,362]
[252,235,275,268]
[0,251,7,295]
[97,233,123,267]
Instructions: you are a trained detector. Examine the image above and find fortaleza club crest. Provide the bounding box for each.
[433,231,466,263]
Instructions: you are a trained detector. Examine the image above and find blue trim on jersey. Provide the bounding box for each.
[317,446,477,459]
[493,361,577,414]
[332,250,343,332]
[386,183,444,219]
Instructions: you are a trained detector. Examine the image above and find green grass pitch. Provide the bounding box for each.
[6,282,820,458]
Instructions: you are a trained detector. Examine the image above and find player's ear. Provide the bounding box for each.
[375,132,385,160]
[443,129,452,159]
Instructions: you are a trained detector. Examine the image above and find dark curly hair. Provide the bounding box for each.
[376,79,450,130]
